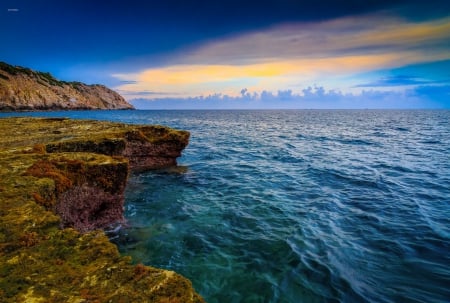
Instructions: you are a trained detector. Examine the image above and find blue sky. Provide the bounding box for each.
[1,0,449,109]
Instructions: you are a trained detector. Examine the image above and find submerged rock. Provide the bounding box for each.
[0,117,204,302]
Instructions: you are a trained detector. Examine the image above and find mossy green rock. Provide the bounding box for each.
[0,117,204,302]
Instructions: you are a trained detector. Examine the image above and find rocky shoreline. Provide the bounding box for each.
[0,117,204,302]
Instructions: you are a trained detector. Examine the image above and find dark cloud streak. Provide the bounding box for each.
[355,75,446,87]
[2,0,448,68]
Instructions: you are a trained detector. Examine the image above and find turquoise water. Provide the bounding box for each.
[3,110,449,302]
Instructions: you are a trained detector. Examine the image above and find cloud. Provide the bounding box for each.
[119,80,138,84]
[177,14,450,65]
[113,14,450,100]
[125,91,168,96]
[115,89,180,99]
[355,75,444,87]
[114,52,449,100]
[129,85,450,109]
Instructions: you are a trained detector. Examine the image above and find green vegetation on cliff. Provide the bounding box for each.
[0,117,203,302]
[0,61,134,111]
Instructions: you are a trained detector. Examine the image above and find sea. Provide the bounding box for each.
[2,109,449,303]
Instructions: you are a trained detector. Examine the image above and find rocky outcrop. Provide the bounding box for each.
[45,124,189,171]
[0,117,204,302]
[0,61,134,111]
[24,155,129,233]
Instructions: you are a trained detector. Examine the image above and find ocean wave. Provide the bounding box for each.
[38,109,449,303]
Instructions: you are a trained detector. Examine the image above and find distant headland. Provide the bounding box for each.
[0,61,134,111]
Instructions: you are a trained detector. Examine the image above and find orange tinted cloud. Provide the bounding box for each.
[114,15,450,99]
[179,15,450,64]
[115,52,449,98]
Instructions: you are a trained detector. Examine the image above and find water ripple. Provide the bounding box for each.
[18,109,448,303]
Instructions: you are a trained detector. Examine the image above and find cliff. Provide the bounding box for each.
[0,62,134,111]
[0,117,204,302]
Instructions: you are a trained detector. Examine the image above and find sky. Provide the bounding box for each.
[1,0,450,109]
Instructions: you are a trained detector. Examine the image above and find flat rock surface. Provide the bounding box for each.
[0,117,203,302]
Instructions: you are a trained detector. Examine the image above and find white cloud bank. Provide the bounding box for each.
[113,13,450,108]
[130,85,450,109]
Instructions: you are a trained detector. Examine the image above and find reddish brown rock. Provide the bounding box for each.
[0,117,204,303]
[123,126,190,170]
[8,117,189,231]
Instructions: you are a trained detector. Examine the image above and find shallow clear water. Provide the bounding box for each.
[4,110,450,303]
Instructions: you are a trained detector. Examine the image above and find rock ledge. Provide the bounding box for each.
[0,117,204,302]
